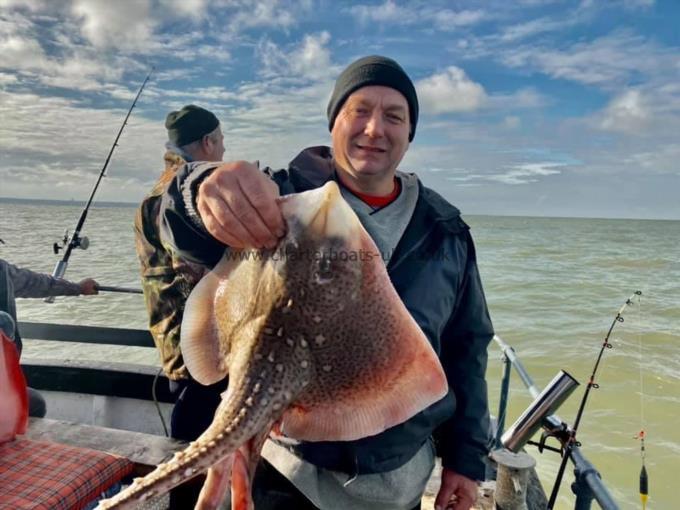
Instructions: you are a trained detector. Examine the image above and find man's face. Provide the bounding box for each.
[331,85,410,191]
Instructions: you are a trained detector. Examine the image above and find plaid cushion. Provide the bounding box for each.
[0,438,134,510]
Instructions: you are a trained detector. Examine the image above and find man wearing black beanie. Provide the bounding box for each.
[159,57,493,510]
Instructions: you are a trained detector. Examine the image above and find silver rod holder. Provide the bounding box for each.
[502,370,579,452]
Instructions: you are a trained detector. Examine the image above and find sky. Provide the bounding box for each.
[0,0,678,219]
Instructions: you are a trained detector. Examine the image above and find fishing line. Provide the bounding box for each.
[634,294,648,510]
[152,366,169,437]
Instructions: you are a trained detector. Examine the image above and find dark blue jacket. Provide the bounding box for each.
[160,146,494,481]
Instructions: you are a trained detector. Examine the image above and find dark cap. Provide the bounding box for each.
[165,105,219,146]
[327,55,419,141]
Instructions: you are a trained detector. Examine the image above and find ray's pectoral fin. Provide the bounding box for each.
[279,191,449,442]
[181,251,247,385]
[281,291,448,441]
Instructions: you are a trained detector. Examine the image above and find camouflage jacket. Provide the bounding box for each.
[134,151,207,380]
[0,258,82,354]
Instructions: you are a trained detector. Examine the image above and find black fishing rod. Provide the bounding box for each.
[547,290,642,509]
[47,68,153,301]
[96,285,143,294]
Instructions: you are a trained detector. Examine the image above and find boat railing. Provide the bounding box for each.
[19,321,175,404]
[493,334,619,510]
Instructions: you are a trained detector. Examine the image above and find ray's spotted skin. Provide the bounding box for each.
[95,182,447,510]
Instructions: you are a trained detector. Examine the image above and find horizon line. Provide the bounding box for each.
[1,195,678,222]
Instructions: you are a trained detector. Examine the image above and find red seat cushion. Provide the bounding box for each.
[0,438,134,510]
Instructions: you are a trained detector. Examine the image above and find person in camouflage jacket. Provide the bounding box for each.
[134,105,225,381]
[134,104,226,509]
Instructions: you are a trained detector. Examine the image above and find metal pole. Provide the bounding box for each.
[496,352,512,447]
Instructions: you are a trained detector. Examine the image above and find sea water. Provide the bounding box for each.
[1,202,678,509]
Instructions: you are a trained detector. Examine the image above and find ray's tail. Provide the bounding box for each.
[95,388,274,510]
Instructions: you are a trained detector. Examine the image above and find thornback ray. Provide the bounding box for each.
[95,181,448,510]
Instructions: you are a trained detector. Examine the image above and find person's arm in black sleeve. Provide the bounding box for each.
[436,231,494,481]
[160,162,292,268]
[160,161,228,268]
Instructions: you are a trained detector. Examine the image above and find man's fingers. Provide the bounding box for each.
[201,194,259,249]
[204,217,246,249]
[217,183,276,249]
[237,166,285,238]
[197,165,261,248]
[196,160,283,249]
[197,190,239,246]
[437,469,477,510]
[452,493,475,510]
[434,486,456,510]
[436,491,474,510]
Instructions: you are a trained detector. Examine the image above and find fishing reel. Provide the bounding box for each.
[52,229,89,254]
[537,420,574,455]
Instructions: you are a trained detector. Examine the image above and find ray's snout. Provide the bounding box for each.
[280,181,359,242]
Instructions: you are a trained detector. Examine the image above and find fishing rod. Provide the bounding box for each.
[47,68,153,301]
[96,285,143,295]
[547,290,642,509]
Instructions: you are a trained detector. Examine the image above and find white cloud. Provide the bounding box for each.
[490,87,547,109]
[621,0,655,9]
[434,9,485,29]
[588,80,680,138]
[487,162,566,185]
[0,72,18,85]
[416,66,487,114]
[516,0,564,5]
[158,0,207,19]
[624,144,680,174]
[349,1,411,24]
[0,10,127,90]
[290,32,332,78]
[0,7,156,97]
[498,16,578,42]
[0,0,47,10]
[71,0,155,51]
[598,89,649,133]
[499,30,676,89]
[348,2,485,30]
[0,89,166,200]
[222,0,297,34]
[0,34,49,71]
[257,32,335,82]
[504,116,521,129]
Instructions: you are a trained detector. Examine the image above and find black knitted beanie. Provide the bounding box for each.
[327,55,419,141]
[165,105,219,146]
